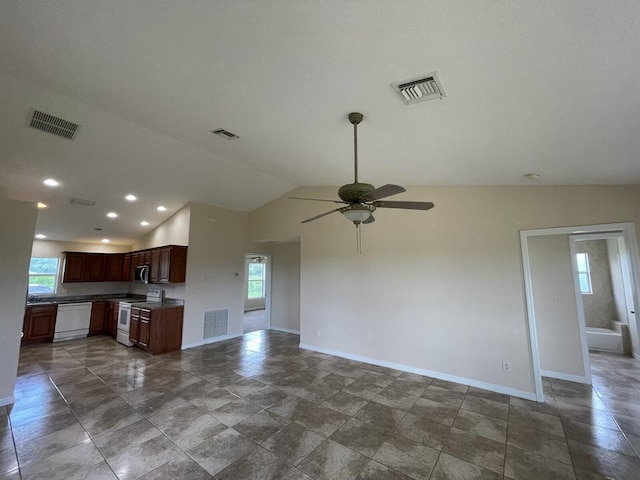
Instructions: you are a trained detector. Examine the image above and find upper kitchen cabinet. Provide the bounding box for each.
[158,246,187,283]
[105,254,124,282]
[122,254,132,282]
[62,252,105,282]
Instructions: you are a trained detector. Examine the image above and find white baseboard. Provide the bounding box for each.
[182,333,242,350]
[540,369,590,384]
[270,327,300,335]
[299,343,537,402]
[0,395,14,407]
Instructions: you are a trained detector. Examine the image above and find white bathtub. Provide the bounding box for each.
[586,327,623,354]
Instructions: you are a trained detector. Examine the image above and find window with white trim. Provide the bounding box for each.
[28,257,59,294]
[247,262,265,299]
[576,253,592,294]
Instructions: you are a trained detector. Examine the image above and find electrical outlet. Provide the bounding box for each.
[316,329,320,337]
[502,361,511,372]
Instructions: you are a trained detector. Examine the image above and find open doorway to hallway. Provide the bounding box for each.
[242,253,271,333]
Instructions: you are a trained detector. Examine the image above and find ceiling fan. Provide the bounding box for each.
[290,112,435,226]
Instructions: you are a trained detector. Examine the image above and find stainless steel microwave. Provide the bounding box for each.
[134,265,149,284]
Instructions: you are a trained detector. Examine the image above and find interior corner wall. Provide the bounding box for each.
[249,185,640,397]
[575,240,617,328]
[270,241,300,332]
[528,235,586,378]
[182,202,270,348]
[31,240,131,297]
[0,199,38,405]
[607,239,628,325]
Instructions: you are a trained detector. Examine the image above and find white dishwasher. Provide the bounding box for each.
[54,302,92,342]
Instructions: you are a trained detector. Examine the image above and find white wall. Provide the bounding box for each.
[528,235,586,378]
[250,185,640,397]
[31,240,131,297]
[270,241,300,333]
[576,240,617,328]
[0,199,38,405]
[182,202,270,348]
[607,239,628,325]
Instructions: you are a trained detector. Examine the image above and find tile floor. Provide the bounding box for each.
[242,309,266,334]
[1,332,640,480]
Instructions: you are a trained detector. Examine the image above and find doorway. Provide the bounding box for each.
[520,222,640,401]
[242,253,271,334]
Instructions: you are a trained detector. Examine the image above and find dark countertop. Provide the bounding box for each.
[130,301,184,310]
[27,294,145,307]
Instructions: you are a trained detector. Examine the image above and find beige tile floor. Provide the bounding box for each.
[1,332,640,479]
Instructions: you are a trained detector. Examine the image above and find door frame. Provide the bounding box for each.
[243,253,272,331]
[520,222,640,402]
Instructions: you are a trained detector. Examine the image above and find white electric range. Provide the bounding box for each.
[116,289,164,346]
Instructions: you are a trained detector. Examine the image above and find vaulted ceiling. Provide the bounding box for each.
[1,1,639,244]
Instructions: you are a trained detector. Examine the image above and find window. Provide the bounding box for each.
[247,262,265,299]
[28,257,59,294]
[576,253,592,294]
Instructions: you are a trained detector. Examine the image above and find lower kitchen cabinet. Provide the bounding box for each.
[89,301,106,335]
[23,304,57,344]
[129,306,183,354]
[106,301,119,337]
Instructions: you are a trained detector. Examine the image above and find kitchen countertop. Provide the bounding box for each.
[130,301,184,310]
[27,294,145,307]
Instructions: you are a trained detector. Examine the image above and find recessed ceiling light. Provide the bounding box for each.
[524,173,541,180]
[125,194,137,201]
[37,202,48,209]
[101,238,110,243]
[35,234,47,239]
[157,206,167,212]
[94,227,103,231]
[43,178,59,187]
[140,221,149,226]
[107,212,118,218]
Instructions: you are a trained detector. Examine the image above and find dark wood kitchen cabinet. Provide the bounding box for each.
[89,301,106,335]
[22,304,57,344]
[158,246,187,283]
[84,254,106,282]
[149,249,161,283]
[62,253,85,282]
[106,301,119,337]
[130,306,183,354]
[105,254,124,282]
[122,254,132,281]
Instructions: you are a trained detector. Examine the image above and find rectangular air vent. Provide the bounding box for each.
[391,72,446,105]
[28,110,80,140]
[70,198,96,207]
[203,308,229,340]
[211,128,240,140]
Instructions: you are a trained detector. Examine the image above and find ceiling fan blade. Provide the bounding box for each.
[372,201,435,210]
[359,184,406,202]
[289,197,348,204]
[301,207,344,224]
[362,214,375,224]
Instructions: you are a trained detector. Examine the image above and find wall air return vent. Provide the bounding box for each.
[211,128,240,140]
[203,308,229,340]
[70,198,96,207]
[28,110,80,140]
[391,72,446,105]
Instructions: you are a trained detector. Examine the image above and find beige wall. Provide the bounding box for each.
[31,240,131,297]
[182,202,270,347]
[0,199,38,405]
[528,235,585,378]
[576,240,617,328]
[250,185,640,396]
[271,241,300,332]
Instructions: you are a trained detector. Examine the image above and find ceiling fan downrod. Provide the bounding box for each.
[349,112,363,184]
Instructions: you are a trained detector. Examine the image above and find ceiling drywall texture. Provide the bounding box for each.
[0,1,639,243]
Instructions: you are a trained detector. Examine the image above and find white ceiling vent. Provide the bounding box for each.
[391,72,446,105]
[211,128,240,140]
[70,198,96,207]
[28,110,80,140]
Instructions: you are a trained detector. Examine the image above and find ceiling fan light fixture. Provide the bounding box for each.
[341,204,375,224]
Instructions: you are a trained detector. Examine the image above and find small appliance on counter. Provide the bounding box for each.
[116,288,164,346]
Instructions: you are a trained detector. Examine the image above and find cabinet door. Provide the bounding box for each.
[105,254,124,282]
[107,303,118,336]
[149,249,161,283]
[168,246,187,283]
[158,248,171,283]
[84,254,106,282]
[24,305,57,343]
[138,316,150,348]
[130,253,139,280]
[89,301,106,334]
[122,254,132,281]
[129,315,140,344]
[63,254,84,283]
[143,250,151,265]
